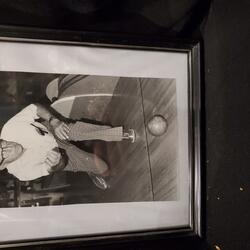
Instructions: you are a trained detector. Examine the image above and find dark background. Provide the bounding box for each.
[0,0,249,249]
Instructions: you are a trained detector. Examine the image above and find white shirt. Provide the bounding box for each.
[0,104,59,181]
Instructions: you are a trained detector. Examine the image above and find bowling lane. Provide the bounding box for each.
[141,78,178,201]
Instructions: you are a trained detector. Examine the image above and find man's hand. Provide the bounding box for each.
[35,104,70,140]
[50,118,70,140]
[46,148,68,174]
[45,149,61,168]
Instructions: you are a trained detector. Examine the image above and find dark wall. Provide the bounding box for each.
[204,1,250,250]
[0,0,204,35]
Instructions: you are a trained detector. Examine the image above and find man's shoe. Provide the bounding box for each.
[122,129,136,143]
[88,172,110,190]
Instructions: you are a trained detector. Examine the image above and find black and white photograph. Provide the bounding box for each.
[0,72,179,207]
[0,40,200,245]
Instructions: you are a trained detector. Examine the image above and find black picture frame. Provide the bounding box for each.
[0,26,203,249]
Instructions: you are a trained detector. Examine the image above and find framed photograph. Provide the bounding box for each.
[0,31,201,248]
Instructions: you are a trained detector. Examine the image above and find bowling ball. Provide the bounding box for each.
[147,115,168,136]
